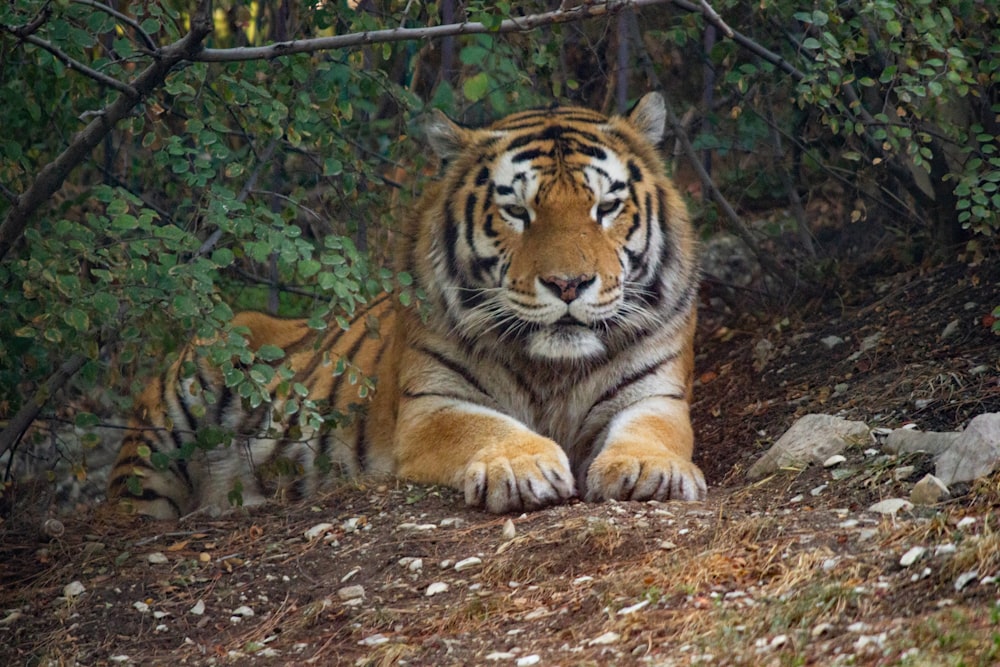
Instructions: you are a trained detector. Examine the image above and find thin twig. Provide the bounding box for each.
[9,32,139,97]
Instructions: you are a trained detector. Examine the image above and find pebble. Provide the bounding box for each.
[868,498,913,515]
[231,606,254,617]
[358,633,389,646]
[811,622,834,637]
[337,585,365,601]
[63,581,85,599]
[190,600,206,615]
[823,454,847,467]
[899,546,926,567]
[439,517,465,528]
[425,582,449,596]
[957,517,977,530]
[617,599,650,615]
[910,474,949,505]
[486,653,516,661]
[820,335,845,349]
[454,557,482,572]
[588,631,620,646]
[399,523,437,531]
[501,519,517,540]
[304,523,334,540]
[146,552,169,564]
[954,570,978,591]
[516,656,541,666]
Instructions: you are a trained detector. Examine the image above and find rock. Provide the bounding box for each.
[337,585,365,601]
[867,498,913,515]
[883,429,960,456]
[501,518,516,540]
[454,557,482,572]
[899,546,926,567]
[823,454,847,467]
[231,605,254,617]
[146,552,168,564]
[516,655,541,666]
[425,582,449,596]
[935,413,1000,485]
[190,600,206,615]
[63,581,85,598]
[940,318,960,339]
[747,414,870,480]
[588,631,620,646]
[954,570,978,591]
[820,335,845,349]
[304,523,335,540]
[910,474,949,505]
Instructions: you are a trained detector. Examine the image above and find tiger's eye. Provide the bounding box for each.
[596,200,620,216]
[503,205,529,219]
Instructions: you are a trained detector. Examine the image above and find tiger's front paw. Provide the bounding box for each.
[464,436,576,513]
[585,450,706,503]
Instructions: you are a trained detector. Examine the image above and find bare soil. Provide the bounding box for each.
[2,258,999,666]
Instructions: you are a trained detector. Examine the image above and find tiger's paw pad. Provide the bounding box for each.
[464,442,575,514]
[585,452,706,503]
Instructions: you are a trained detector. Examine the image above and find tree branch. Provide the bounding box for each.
[0,0,214,264]
[71,0,157,52]
[10,31,139,96]
[194,0,676,62]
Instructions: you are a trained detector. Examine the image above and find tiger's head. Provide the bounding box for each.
[414,93,697,363]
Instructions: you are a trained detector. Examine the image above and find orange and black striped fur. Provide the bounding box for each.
[107,92,706,518]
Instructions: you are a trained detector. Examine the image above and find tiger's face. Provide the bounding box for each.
[421,94,692,362]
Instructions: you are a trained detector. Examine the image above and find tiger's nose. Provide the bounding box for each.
[539,274,596,303]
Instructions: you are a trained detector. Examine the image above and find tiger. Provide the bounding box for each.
[106,92,707,519]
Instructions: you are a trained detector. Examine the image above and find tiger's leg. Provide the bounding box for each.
[584,396,706,502]
[394,399,576,513]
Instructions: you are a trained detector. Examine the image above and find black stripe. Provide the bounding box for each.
[513,148,546,163]
[401,390,477,401]
[628,160,643,182]
[444,208,461,280]
[590,353,680,414]
[414,345,492,400]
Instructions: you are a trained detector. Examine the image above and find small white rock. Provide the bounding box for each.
[588,631,620,646]
[823,454,847,467]
[501,518,517,540]
[133,601,150,613]
[190,600,206,616]
[617,599,650,615]
[810,484,828,496]
[304,523,335,540]
[408,558,424,572]
[899,546,927,567]
[486,652,516,661]
[63,581,86,599]
[934,543,957,556]
[957,517,977,530]
[955,570,979,591]
[337,585,365,601]
[516,656,541,666]
[232,605,254,617]
[454,557,482,572]
[146,552,169,564]
[868,498,913,515]
[399,522,437,531]
[439,517,465,528]
[425,582,449,596]
[572,576,594,585]
[358,633,389,646]
[811,622,834,637]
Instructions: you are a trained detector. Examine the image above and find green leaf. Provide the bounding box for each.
[463,72,490,102]
[257,344,285,361]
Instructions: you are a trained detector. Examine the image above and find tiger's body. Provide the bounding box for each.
[107,92,706,518]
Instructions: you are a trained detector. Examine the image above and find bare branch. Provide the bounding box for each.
[8,0,53,39]
[194,0,676,62]
[71,0,157,52]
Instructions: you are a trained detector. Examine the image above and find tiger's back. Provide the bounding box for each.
[108,92,706,518]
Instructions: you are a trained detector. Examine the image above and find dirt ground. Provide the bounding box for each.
[2,256,999,666]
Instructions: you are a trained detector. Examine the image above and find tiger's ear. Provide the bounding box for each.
[626,92,667,145]
[423,109,470,162]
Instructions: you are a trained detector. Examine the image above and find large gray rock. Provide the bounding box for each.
[935,413,1000,485]
[747,414,870,480]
